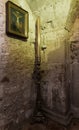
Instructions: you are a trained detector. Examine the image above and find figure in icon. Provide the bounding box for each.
[11,10,24,33]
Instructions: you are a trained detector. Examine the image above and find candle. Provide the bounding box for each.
[35,16,41,62]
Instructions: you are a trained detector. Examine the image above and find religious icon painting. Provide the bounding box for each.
[6,1,29,40]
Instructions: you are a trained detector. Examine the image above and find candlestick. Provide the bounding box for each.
[31,17,46,124]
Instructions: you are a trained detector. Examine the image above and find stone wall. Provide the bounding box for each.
[70,17,79,118]
[0,0,36,129]
[34,0,72,124]
[31,0,79,124]
[0,0,79,128]
[40,37,71,125]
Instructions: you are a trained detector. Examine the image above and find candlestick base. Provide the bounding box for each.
[31,108,46,124]
[31,96,47,124]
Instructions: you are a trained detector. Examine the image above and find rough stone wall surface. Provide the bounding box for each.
[70,18,79,117]
[41,40,70,115]
[0,0,7,129]
[35,0,79,119]
[0,0,36,129]
[0,0,79,128]
[36,0,72,116]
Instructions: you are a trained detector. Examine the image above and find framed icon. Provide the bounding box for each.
[6,1,29,40]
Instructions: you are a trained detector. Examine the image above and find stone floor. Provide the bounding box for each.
[22,119,79,130]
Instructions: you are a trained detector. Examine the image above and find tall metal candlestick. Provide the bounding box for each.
[32,17,46,123]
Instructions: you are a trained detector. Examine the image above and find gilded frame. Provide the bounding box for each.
[6,1,29,40]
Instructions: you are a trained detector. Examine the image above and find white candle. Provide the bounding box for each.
[35,16,41,62]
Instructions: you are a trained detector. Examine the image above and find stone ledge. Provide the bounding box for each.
[71,105,79,118]
[41,107,72,126]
